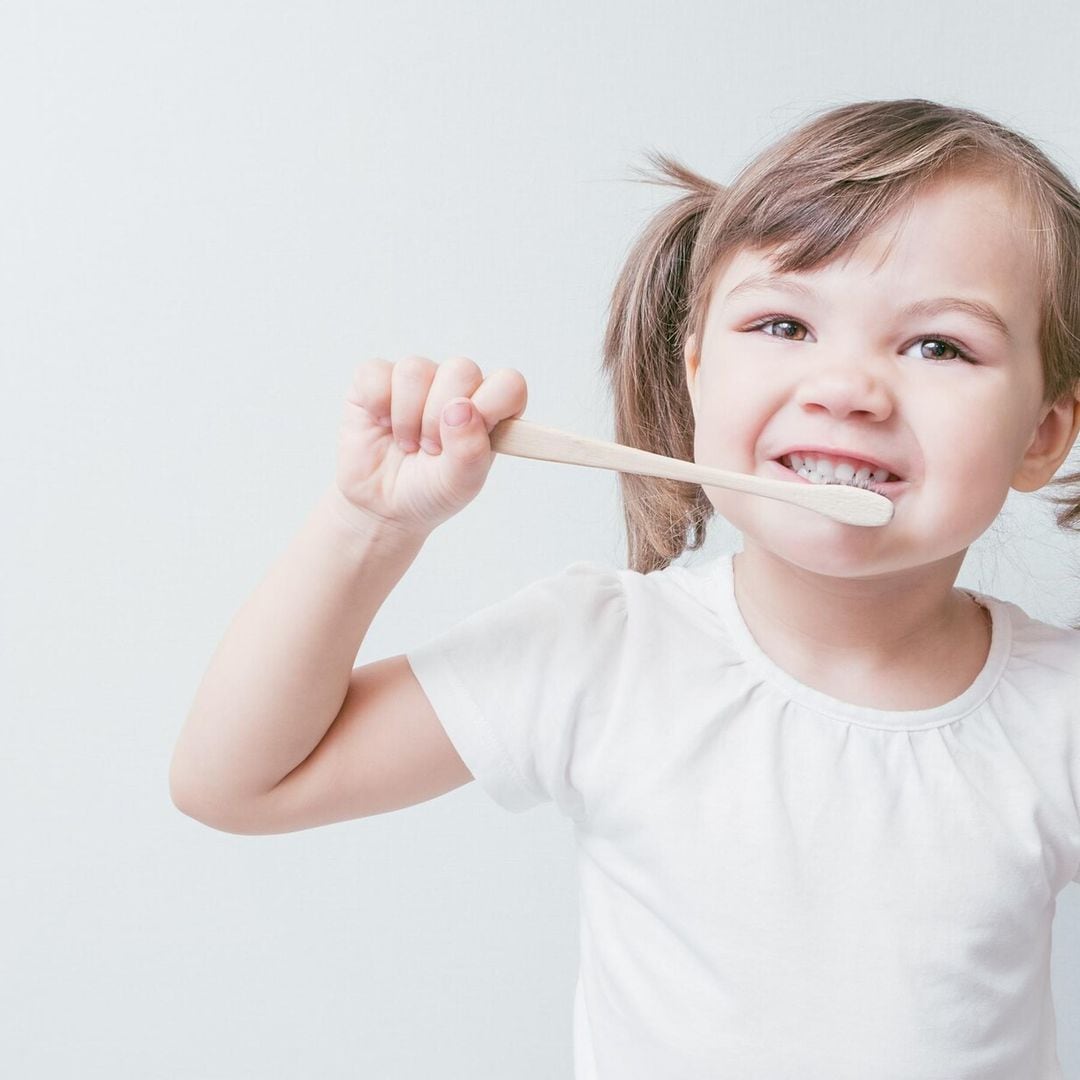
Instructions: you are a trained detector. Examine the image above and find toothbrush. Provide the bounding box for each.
[489,418,893,527]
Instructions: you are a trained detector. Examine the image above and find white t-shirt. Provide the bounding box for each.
[405,552,1080,1080]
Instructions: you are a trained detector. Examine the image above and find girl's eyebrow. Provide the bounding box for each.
[904,296,1013,344]
[724,272,1014,344]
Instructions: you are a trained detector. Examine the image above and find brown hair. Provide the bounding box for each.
[601,98,1080,575]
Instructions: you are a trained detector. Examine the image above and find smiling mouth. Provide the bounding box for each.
[771,457,906,495]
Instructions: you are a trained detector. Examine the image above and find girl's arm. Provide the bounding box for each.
[170,356,527,831]
[168,485,437,826]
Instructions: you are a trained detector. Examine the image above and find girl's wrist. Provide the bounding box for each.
[322,484,429,552]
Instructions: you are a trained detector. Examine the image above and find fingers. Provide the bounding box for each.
[464,367,529,431]
[346,355,528,455]
[346,357,394,426]
[389,355,444,452]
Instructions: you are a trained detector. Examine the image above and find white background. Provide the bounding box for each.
[6,1,1080,1076]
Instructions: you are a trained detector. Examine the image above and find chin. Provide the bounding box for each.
[766,542,863,569]
[741,524,898,575]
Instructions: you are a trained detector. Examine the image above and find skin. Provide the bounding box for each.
[682,172,1080,708]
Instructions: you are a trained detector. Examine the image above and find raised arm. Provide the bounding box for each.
[169,355,527,832]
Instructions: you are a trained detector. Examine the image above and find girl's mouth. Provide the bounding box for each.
[765,457,908,498]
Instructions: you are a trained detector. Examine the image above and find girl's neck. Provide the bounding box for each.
[731,547,992,710]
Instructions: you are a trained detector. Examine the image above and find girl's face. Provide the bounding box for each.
[683,173,1051,579]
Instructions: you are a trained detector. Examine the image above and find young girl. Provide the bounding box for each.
[171,98,1080,1078]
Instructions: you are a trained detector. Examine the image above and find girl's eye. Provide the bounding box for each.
[898,334,976,365]
[753,317,808,341]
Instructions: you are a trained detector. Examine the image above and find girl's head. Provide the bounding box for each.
[603,98,1080,582]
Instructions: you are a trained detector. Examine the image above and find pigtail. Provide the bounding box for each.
[601,151,724,574]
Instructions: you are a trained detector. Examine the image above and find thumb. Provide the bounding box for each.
[440,398,490,461]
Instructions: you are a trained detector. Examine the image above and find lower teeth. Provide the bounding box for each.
[796,467,878,490]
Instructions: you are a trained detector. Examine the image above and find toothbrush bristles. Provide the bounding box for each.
[820,477,887,495]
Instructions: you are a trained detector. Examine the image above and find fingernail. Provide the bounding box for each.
[444,401,470,427]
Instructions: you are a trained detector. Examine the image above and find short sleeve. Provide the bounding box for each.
[405,560,627,817]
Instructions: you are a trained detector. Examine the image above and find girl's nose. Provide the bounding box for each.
[793,366,894,421]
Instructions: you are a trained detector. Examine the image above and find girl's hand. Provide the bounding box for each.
[337,355,528,537]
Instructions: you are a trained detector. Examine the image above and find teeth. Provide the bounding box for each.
[784,453,892,487]
[801,468,883,489]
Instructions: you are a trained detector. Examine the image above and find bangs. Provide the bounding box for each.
[748,177,924,276]
[728,142,1026,273]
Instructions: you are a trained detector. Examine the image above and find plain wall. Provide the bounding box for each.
[6,1,1080,1076]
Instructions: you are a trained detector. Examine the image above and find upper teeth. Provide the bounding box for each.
[784,452,893,486]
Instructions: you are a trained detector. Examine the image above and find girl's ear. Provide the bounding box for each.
[684,334,699,418]
[1011,390,1080,493]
